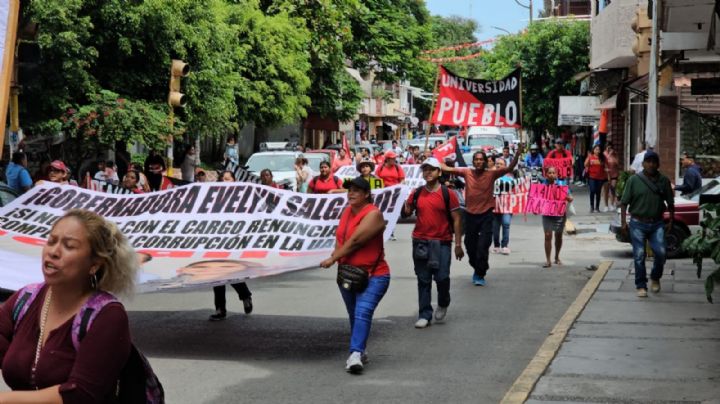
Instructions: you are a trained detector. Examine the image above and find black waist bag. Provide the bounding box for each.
[337,264,369,293]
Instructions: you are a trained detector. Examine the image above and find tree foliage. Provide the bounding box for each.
[477,20,590,137]
[683,203,720,303]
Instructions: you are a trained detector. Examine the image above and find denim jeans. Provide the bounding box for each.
[412,241,451,320]
[629,219,666,289]
[339,274,390,353]
[492,213,512,248]
[213,283,251,311]
[464,210,494,278]
[588,178,606,210]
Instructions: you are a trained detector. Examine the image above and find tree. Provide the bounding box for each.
[477,20,590,138]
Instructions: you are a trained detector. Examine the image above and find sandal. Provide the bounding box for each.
[542,263,552,268]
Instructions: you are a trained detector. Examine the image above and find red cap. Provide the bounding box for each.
[50,160,68,172]
[384,151,397,159]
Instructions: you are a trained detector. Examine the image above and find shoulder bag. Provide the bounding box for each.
[336,210,383,293]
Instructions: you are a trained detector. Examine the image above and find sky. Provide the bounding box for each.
[425,0,545,42]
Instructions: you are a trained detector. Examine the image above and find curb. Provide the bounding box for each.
[499,260,613,404]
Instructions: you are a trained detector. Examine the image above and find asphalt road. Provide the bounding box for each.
[124,191,625,404]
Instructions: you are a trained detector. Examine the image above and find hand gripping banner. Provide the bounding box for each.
[0,183,409,293]
[431,66,521,128]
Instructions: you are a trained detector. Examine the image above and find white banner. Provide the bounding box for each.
[336,164,426,188]
[0,183,409,292]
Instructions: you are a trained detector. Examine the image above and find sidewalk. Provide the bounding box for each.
[526,257,720,403]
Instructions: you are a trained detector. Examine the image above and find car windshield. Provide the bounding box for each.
[468,136,503,148]
[305,153,329,170]
[688,179,720,201]
[246,154,296,172]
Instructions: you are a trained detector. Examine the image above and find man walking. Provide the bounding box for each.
[674,151,702,196]
[403,158,464,328]
[620,151,674,298]
[442,145,523,286]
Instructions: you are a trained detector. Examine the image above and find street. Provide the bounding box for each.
[124,188,624,404]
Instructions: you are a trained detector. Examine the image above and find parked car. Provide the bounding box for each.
[467,135,505,155]
[245,151,309,191]
[407,136,447,150]
[352,144,382,157]
[609,176,720,258]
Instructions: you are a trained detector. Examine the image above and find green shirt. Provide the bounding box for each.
[621,173,674,219]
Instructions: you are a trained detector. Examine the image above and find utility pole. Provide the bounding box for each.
[514,0,533,24]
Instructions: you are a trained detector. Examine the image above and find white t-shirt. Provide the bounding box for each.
[630,150,646,173]
[94,171,120,185]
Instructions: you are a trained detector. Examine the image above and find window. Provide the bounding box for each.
[679,112,720,178]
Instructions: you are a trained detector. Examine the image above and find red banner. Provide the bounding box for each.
[543,157,573,179]
[430,66,521,128]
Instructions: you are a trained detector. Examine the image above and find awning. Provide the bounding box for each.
[597,94,617,110]
[383,122,398,130]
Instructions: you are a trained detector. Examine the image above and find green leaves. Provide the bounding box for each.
[682,202,720,303]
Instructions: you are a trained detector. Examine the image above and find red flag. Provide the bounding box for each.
[432,136,459,162]
[342,133,351,157]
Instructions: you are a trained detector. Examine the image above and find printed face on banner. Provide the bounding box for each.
[431,66,521,128]
[0,182,410,292]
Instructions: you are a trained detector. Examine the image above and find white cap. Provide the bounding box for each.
[421,157,442,170]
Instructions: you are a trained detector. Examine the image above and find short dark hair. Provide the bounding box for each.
[11,152,25,164]
[221,170,236,181]
[105,160,115,168]
[472,151,487,161]
[682,151,695,160]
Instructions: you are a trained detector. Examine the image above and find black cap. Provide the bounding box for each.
[343,176,370,192]
[643,150,660,162]
[682,151,695,160]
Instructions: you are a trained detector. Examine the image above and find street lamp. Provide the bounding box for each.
[514,0,533,23]
[491,26,511,35]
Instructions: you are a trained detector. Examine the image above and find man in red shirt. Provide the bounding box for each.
[442,145,523,286]
[403,158,464,328]
[375,151,405,186]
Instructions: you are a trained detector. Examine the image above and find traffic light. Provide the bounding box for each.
[631,8,652,76]
[168,59,190,108]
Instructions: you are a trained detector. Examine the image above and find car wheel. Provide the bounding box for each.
[665,224,690,259]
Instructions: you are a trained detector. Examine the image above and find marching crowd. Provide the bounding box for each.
[0,132,689,402]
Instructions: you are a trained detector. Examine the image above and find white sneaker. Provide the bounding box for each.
[434,306,447,322]
[600,206,608,213]
[345,352,363,373]
[501,247,511,255]
[414,318,430,328]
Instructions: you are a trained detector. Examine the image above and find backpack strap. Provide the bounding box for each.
[333,175,342,188]
[12,283,45,331]
[71,291,120,351]
[440,185,455,232]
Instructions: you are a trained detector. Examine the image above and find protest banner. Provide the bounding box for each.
[0,183,409,293]
[526,183,569,216]
[222,161,262,184]
[543,157,573,179]
[86,179,135,195]
[335,165,426,188]
[494,176,531,214]
[431,66,521,128]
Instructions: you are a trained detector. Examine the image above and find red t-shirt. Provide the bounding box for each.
[409,186,460,241]
[375,164,405,186]
[332,156,353,172]
[586,155,606,180]
[336,204,390,277]
[309,175,343,194]
[0,286,131,403]
[455,167,508,214]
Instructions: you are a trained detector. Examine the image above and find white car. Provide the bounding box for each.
[245,151,326,191]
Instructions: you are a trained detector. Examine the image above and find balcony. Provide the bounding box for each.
[590,0,644,69]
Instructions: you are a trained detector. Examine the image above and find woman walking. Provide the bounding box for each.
[209,170,253,320]
[320,177,389,374]
[492,158,514,255]
[542,167,574,268]
[585,145,607,213]
[602,144,620,211]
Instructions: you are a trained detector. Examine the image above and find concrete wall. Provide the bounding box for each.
[590,0,643,69]
[657,101,679,180]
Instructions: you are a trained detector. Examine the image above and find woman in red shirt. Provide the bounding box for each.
[320,177,389,374]
[584,145,607,213]
[0,210,137,403]
[308,161,344,194]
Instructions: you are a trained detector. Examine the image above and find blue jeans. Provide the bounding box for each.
[412,241,451,320]
[629,219,666,289]
[588,178,606,210]
[339,275,390,353]
[492,213,512,248]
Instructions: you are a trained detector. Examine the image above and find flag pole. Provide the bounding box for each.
[424,65,442,152]
[518,67,525,146]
